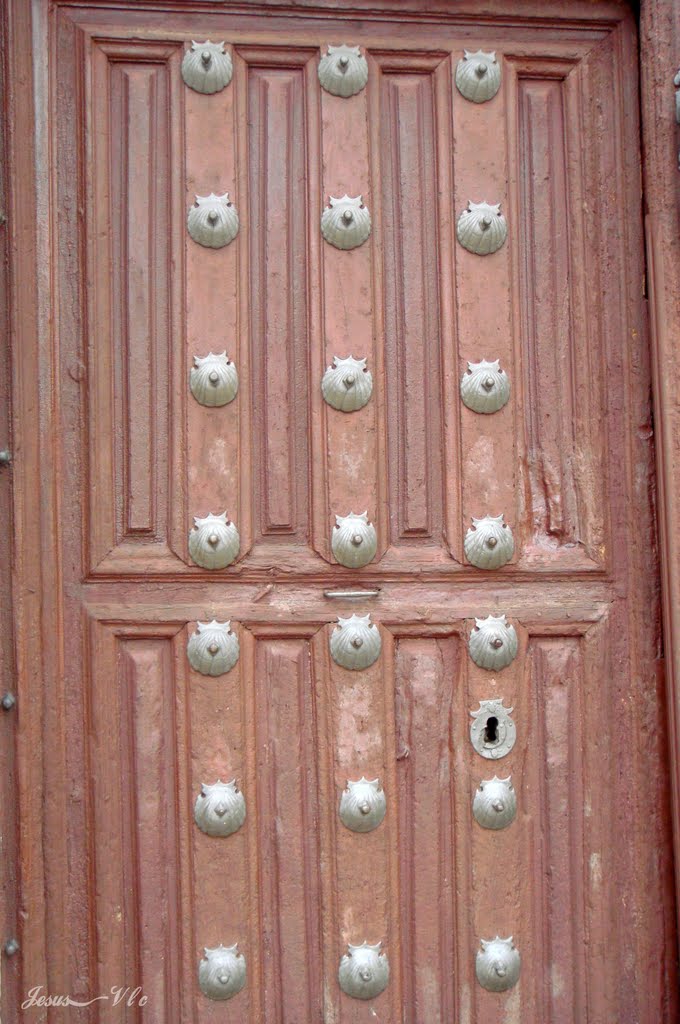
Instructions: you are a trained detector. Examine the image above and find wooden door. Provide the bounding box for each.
[6,1,678,1021]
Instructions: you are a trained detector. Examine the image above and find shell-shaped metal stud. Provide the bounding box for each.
[468,615,518,671]
[332,511,377,568]
[339,777,386,833]
[455,49,501,103]
[330,613,381,671]
[321,195,371,250]
[476,936,521,992]
[338,942,389,1000]
[464,515,514,570]
[470,699,516,760]
[473,775,517,830]
[190,352,239,407]
[187,620,240,676]
[188,193,239,249]
[198,944,246,1001]
[181,41,233,94]
[457,200,507,256]
[460,359,510,414]
[322,355,373,412]
[189,512,240,569]
[318,44,368,97]
[194,779,246,837]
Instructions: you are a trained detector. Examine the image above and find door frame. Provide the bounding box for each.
[640,0,680,938]
[2,0,680,1015]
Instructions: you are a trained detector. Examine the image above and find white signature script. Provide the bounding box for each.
[22,986,148,1009]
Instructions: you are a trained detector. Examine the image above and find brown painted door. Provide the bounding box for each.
[9,1,677,1021]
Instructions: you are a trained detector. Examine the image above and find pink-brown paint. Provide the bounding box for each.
[2,1,678,1022]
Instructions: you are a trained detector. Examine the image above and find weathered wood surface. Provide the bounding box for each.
[2,1,677,1021]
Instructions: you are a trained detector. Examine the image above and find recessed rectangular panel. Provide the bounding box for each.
[87,43,185,574]
[88,625,192,1022]
[248,67,310,541]
[394,637,457,1021]
[253,636,323,1022]
[526,636,587,1021]
[380,69,445,544]
[516,74,605,568]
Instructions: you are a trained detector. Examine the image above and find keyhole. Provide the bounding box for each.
[484,716,499,745]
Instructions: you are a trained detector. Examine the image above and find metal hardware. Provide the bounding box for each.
[187,620,240,676]
[190,352,239,407]
[457,200,507,256]
[321,195,371,250]
[324,589,380,600]
[198,944,246,1001]
[460,359,510,414]
[473,775,517,830]
[318,45,368,97]
[468,615,518,671]
[1,693,16,711]
[194,780,246,837]
[4,939,19,957]
[470,699,516,759]
[339,778,386,833]
[330,613,381,670]
[338,941,389,1000]
[464,514,514,570]
[455,50,501,103]
[182,41,233,94]
[331,511,377,568]
[476,936,521,992]
[322,355,373,412]
[0,450,11,467]
[188,193,239,249]
[189,512,240,570]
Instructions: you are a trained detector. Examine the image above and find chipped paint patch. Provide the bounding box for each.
[589,851,602,890]
[551,963,565,998]
[502,982,521,1023]
[459,982,471,1024]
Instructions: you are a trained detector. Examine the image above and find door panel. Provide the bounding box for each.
[14,1,676,1022]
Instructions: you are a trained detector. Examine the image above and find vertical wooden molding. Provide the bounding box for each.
[6,0,50,1007]
[640,0,680,945]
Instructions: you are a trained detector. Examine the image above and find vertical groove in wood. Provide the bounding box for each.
[234,49,254,561]
[380,628,404,1023]
[394,636,456,1022]
[313,630,340,1022]
[240,624,263,1023]
[173,633,197,1024]
[366,54,390,564]
[254,635,323,1023]
[304,56,327,564]
[248,66,310,540]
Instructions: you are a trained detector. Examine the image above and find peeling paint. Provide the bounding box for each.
[589,851,602,890]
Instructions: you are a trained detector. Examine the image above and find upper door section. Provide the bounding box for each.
[54,1,639,580]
